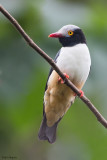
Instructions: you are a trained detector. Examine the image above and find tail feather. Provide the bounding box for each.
[38,115,60,143]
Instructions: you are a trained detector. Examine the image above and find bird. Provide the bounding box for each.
[38,24,91,144]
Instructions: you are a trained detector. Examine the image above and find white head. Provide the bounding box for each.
[57,25,80,37]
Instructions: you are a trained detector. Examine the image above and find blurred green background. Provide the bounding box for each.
[0,0,107,159]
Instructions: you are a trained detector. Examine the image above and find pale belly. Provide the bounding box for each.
[44,71,76,127]
[44,70,84,127]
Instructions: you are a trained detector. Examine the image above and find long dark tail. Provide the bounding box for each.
[38,115,60,144]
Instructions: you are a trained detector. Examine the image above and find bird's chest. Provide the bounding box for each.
[56,45,91,83]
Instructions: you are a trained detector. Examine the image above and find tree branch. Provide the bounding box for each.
[0,4,107,128]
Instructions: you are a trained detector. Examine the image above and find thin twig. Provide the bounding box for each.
[0,4,107,128]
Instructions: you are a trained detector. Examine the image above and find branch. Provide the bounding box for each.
[0,4,107,128]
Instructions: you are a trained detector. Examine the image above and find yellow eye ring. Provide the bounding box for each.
[68,30,74,36]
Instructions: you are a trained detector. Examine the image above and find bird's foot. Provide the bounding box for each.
[79,90,84,97]
[58,73,69,84]
[74,90,84,98]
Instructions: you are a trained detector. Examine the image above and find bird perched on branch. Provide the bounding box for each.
[38,25,91,143]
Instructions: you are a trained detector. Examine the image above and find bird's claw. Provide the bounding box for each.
[79,90,84,97]
[74,90,84,98]
[58,73,69,84]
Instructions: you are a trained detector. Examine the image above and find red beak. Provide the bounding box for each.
[48,32,63,38]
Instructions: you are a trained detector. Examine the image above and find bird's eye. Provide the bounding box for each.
[68,30,73,36]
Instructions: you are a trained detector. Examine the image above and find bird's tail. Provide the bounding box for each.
[38,115,60,144]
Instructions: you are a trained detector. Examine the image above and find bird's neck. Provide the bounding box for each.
[59,37,86,47]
